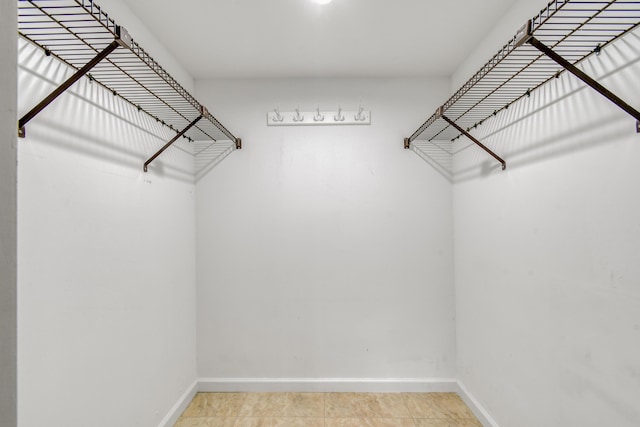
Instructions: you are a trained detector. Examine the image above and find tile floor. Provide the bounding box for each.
[173,392,483,427]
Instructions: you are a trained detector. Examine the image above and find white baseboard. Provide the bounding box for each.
[198,378,458,393]
[456,381,499,427]
[157,378,498,427]
[157,380,198,427]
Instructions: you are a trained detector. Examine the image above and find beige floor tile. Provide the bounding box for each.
[174,417,237,427]
[325,393,412,419]
[404,393,476,420]
[238,393,324,418]
[175,391,482,427]
[414,420,482,427]
[326,418,417,427]
[182,393,246,417]
[233,417,324,427]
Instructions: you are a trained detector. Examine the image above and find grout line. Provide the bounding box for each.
[322,392,328,425]
[404,393,416,420]
[237,391,249,420]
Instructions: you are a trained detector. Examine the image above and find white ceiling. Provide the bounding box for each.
[121,0,519,79]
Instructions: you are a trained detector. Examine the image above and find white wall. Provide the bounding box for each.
[452,8,640,427]
[451,1,534,89]
[194,78,456,384]
[17,3,198,426]
[1,1,18,426]
[96,0,194,92]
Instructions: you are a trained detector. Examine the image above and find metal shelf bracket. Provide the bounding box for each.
[405,1,640,177]
[143,107,206,173]
[436,106,507,171]
[18,1,240,178]
[18,25,131,138]
[525,20,640,128]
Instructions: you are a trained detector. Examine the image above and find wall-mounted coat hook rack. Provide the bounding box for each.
[267,105,371,126]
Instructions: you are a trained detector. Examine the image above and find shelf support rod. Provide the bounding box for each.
[437,107,506,170]
[18,39,122,138]
[18,26,132,138]
[526,35,640,132]
[144,114,203,173]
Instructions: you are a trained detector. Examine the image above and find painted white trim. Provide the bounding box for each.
[456,381,499,427]
[157,380,198,427]
[157,378,499,427]
[198,378,458,393]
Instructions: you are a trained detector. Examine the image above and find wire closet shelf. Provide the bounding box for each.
[406,0,640,170]
[17,0,241,172]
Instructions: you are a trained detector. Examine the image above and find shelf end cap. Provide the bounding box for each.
[515,20,533,47]
[115,25,132,48]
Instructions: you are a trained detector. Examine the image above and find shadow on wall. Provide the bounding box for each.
[411,139,453,182]
[194,139,236,182]
[411,30,640,183]
[18,39,231,183]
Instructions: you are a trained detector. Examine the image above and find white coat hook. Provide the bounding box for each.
[272,106,284,122]
[293,107,304,122]
[267,106,370,126]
